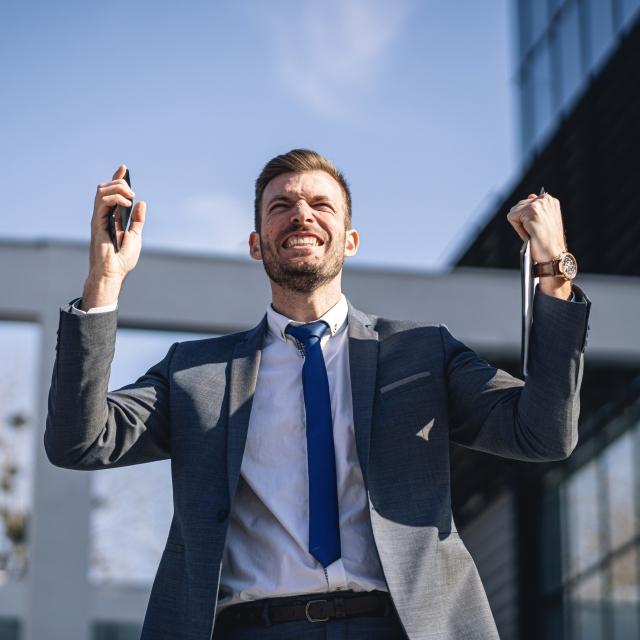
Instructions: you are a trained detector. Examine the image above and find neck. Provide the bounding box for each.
[270,276,343,322]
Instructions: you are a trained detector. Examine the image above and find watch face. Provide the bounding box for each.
[560,253,578,279]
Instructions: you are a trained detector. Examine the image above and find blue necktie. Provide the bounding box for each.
[285,320,341,567]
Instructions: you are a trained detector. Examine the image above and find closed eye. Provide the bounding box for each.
[313,202,335,213]
[267,203,289,214]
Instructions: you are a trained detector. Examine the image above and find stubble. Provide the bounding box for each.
[259,232,345,293]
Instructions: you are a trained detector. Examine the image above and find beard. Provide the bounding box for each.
[259,231,345,293]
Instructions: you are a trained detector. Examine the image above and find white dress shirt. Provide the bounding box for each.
[216,295,387,611]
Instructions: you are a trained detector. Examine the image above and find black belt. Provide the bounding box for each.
[215,590,392,630]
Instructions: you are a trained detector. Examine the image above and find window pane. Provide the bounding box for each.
[531,41,554,144]
[569,571,604,640]
[604,432,636,550]
[610,547,640,640]
[93,621,143,640]
[585,0,615,72]
[548,0,564,15]
[0,322,40,585]
[0,618,20,639]
[541,483,563,592]
[560,411,640,639]
[565,461,602,577]
[89,328,216,585]
[543,595,564,640]
[520,64,536,155]
[518,0,534,58]
[620,0,640,29]
[530,0,549,44]
[557,0,583,110]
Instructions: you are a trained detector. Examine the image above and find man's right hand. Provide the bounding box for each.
[81,164,147,311]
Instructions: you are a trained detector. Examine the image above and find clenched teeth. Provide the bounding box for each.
[284,236,320,248]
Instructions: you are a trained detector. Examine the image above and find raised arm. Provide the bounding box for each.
[45,305,175,469]
[44,164,171,470]
[444,284,590,461]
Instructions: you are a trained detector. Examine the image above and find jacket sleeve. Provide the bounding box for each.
[44,302,175,470]
[443,285,591,461]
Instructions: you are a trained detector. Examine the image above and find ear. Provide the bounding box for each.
[344,228,359,257]
[249,231,262,261]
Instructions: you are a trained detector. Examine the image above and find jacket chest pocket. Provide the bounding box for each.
[375,374,450,486]
[368,375,452,528]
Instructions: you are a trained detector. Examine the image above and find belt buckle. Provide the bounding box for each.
[305,599,329,623]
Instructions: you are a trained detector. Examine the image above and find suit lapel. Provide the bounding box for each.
[347,303,379,489]
[225,304,379,500]
[226,316,267,502]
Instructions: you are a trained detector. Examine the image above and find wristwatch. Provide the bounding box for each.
[532,251,578,281]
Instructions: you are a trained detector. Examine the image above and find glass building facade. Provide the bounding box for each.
[540,396,640,639]
[516,0,640,157]
[454,4,640,638]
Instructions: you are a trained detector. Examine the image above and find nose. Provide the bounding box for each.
[289,200,315,225]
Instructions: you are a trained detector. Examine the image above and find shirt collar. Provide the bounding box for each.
[266,294,349,343]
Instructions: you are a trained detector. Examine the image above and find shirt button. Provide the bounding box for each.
[217,509,229,522]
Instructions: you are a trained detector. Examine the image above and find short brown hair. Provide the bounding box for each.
[254,149,352,232]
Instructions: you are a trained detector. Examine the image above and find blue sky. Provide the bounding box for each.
[1,0,519,271]
[0,0,523,586]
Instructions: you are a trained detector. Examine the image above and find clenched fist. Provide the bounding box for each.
[507,192,573,300]
[507,192,567,263]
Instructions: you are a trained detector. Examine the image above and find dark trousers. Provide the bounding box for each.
[213,615,407,639]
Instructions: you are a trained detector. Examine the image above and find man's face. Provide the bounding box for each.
[249,170,359,293]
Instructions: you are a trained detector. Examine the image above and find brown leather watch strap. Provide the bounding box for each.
[532,252,578,280]
[532,261,559,277]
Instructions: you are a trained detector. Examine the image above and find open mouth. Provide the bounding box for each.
[281,234,324,249]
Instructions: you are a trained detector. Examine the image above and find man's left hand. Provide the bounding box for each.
[507,192,573,300]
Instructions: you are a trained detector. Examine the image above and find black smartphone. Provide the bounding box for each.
[107,169,133,252]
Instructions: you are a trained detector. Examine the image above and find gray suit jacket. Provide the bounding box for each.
[45,288,591,640]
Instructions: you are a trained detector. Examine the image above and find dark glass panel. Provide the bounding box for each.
[585,0,615,71]
[609,547,640,640]
[619,0,640,29]
[557,0,583,109]
[604,432,636,551]
[565,461,602,578]
[570,571,604,640]
[0,618,20,640]
[532,40,554,143]
[93,622,143,640]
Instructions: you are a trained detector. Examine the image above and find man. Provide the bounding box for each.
[45,149,591,639]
